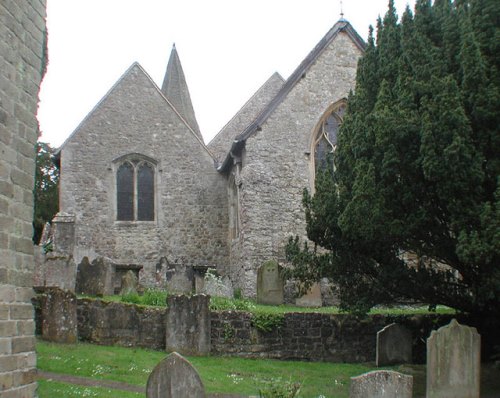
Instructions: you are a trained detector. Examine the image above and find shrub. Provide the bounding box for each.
[251,311,285,333]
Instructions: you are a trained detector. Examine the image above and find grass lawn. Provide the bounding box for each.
[37,340,378,397]
[36,340,500,397]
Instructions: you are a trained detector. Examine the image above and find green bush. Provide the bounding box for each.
[209,296,255,312]
[142,288,168,307]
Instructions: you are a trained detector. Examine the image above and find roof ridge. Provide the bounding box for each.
[218,19,365,173]
[207,72,285,147]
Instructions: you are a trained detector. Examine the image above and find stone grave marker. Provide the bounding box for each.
[38,287,78,344]
[166,295,211,355]
[376,323,412,366]
[146,351,205,398]
[120,270,138,295]
[75,256,114,296]
[426,319,480,398]
[295,282,322,307]
[350,370,413,398]
[257,260,283,305]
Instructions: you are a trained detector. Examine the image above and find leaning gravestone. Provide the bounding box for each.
[146,352,205,398]
[426,319,480,398]
[350,370,413,398]
[295,282,322,307]
[257,260,283,305]
[376,323,412,366]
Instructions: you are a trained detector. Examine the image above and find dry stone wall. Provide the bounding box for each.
[232,31,363,296]
[38,298,459,363]
[0,0,46,396]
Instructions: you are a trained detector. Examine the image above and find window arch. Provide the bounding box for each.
[312,101,346,173]
[114,154,156,221]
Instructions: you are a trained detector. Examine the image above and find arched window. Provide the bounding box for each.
[312,102,346,172]
[115,155,156,221]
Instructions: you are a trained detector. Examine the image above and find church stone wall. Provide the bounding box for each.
[0,0,46,396]
[233,32,363,296]
[60,65,228,286]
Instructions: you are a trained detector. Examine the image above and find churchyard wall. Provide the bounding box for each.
[0,0,46,396]
[35,297,458,363]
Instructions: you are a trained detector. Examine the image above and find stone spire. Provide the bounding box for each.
[161,44,203,141]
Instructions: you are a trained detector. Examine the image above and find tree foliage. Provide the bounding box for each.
[33,141,59,244]
[286,0,499,319]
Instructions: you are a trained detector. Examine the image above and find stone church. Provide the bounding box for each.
[49,18,365,298]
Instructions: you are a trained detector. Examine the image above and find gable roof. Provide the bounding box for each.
[55,62,210,161]
[161,44,203,142]
[218,19,365,173]
[207,72,285,164]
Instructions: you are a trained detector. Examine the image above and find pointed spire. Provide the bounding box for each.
[339,0,346,21]
[161,44,203,142]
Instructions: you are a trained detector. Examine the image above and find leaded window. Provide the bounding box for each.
[313,104,345,171]
[116,158,155,221]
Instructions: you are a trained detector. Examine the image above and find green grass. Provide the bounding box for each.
[36,340,500,397]
[90,294,456,316]
[37,379,141,398]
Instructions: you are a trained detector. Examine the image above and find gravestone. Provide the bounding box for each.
[146,352,205,398]
[166,295,210,355]
[165,261,194,294]
[257,260,283,305]
[350,370,413,398]
[38,287,78,344]
[295,282,322,307]
[376,323,412,366]
[426,319,480,398]
[120,270,138,295]
[75,256,114,296]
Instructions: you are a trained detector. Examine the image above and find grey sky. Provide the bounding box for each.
[38,0,416,146]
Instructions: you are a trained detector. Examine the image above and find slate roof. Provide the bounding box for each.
[218,19,365,173]
[161,44,203,142]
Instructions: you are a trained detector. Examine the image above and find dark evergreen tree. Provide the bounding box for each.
[33,141,59,244]
[286,1,500,324]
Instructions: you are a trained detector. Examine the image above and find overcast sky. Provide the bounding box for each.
[37,0,416,146]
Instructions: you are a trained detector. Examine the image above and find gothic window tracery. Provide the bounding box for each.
[115,156,156,221]
[313,103,346,172]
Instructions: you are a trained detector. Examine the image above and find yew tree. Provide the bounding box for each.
[286,0,499,320]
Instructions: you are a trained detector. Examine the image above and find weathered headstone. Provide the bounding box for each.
[166,295,211,355]
[426,319,481,398]
[165,261,194,294]
[295,282,322,307]
[120,270,138,296]
[376,323,412,366]
[350,370,413,398]
[146,352,205,398]
[38,287,78,344]
[257,260,283,305]
[75,256,115,296]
